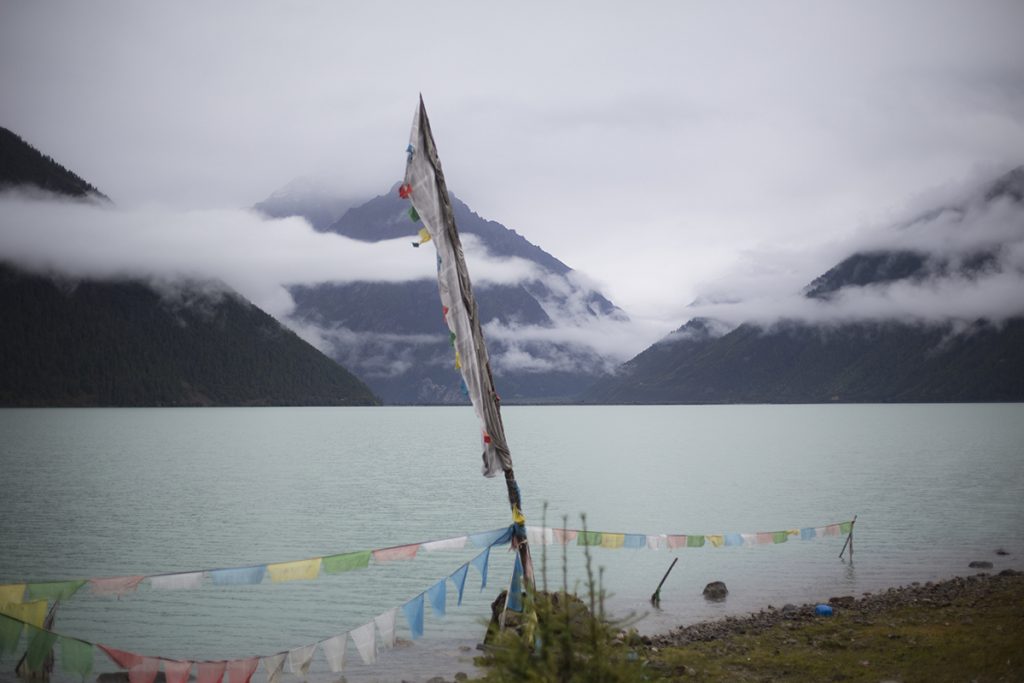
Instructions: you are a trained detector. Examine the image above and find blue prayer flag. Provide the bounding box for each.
[469,527,513,548]
[506,553,524,613]
[427,579,447,618]
[209,565,266,586]
[470,547,490,590]
[800,527,816,541]
[724,534,743,547]
[402,594,425,639]
[449,564,469,606]
[623,534,647,549]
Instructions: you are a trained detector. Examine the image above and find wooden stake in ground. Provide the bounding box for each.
[839,515,857,560]
[651,557,679,606]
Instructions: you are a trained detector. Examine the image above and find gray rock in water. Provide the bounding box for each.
[702,581,728,601]
[969,560,994,569]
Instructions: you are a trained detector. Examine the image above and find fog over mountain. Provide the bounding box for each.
[681,167,1024,330]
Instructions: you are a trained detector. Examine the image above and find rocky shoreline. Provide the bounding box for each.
[645,568,1022,649]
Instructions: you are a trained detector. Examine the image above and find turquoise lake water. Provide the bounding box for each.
[1,404,1022,681]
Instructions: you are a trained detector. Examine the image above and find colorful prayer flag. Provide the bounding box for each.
[58,636,93,679]
[0,584,25,606]
[601,533,625,549]
[163,660,192,683]
[506,553,524,613]
[469,527,512,548]
[772,531,789,544]
[706,535,725,548]
[89,576,144,597]
[98,644,143,670]
[372,544,419,563]
[687,535,706,548]
[577,531,602,546]
[375,608,398,649]
[321,550,371,574]
[209,566,266,586]
[553,528,578,545]
[0,600,47,628]
[403,98,514,478]
[261,653,286,683]
[226,658,258,683]
[25,624,58,673]
[470,547,490,590]
[350,621,377,665]
[450,564,469,606]
[0,614,23,657]
[427,579,447,618]
[197,660,227,683]
[320,634,347,673]
[622,534,646,549]
[402,594,425,640]
[27,580,86,602]
[421,536,467,552]
[286,645,315,678]
[666,535,687,550]
[128,657,159,683]
[267,558,321,583]
[149,573,203,591]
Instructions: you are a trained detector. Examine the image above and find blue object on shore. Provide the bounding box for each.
[815,604,834,616]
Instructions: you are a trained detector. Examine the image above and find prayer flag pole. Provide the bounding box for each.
[401,97,534,597]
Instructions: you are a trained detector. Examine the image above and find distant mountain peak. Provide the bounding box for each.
[253,177,357,230]
[0,127,109,201]
[984,165,1024,203]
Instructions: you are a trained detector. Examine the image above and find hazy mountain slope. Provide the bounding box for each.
[0,129,377,406]
[0,127,108,200]
[585,168,1024,404]
[0,265,378,406]
[275,188,627,404]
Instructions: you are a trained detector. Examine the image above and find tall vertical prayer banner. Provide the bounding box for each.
[402,98,512,479]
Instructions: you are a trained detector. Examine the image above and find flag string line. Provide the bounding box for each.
[0,542,504,677]
[0,520,854,601]
[0,518,853,677]
[1,526,515,593]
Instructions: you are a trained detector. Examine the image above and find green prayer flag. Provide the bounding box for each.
[409,206,420,222]
[577,531,602,546]
[58,637,93,679]
[686,535,706,548]
[0,614,22,658]
[25,625,57,673]
[321,550,371,574]
[772,531,789,544]
[27,581,86,603]
[839,521,852,535]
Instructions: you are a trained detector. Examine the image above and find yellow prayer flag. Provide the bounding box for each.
[266,558,322,583]
[600,533,625,549]
[417,227,431,245]
[0,584,26,606]
[454,350,462,370]
[512,506,526,525]
[0,600,48,628]
[706,535,725,548]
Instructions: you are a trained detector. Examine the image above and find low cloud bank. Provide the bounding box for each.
[682,186,1024,332]
[0,192,645,366]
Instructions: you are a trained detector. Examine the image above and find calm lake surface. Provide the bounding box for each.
[2,405,1023,681]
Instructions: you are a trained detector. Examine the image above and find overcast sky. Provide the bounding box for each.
[2,1,1023,347]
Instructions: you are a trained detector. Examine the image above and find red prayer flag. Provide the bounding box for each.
[372,544,419,562]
